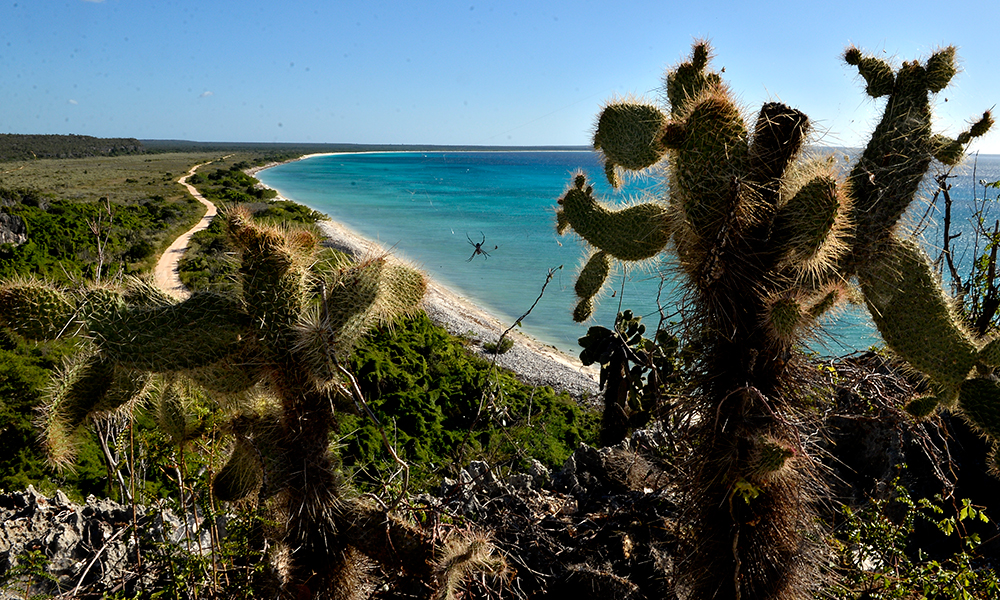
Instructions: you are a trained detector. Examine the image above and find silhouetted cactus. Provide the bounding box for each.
[555,40,992,600]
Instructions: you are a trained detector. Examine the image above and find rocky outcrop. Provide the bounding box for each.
[0,213,26,246]
[0,486,214,599]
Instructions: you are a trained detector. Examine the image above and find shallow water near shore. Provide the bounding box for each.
[257,150,1000,357]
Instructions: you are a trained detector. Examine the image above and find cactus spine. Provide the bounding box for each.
[555,41,992,600]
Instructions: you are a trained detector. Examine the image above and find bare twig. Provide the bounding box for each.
[476,266,562,430]
[336,362,410,510]
[63,522,133,599]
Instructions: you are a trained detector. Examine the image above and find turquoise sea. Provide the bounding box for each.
[257,151,1000,357]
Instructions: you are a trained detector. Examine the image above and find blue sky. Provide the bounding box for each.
[1,0,998,153]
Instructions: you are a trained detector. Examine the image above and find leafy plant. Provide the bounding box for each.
[482,336,514,355]
[578,309,686,445]
[825,481,997,600]
[0,192,202,282]
[345,312,598,488]
[0,548,58,600]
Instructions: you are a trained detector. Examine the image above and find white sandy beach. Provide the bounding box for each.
[246,156,600,399]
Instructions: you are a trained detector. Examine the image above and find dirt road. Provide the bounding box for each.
[153,162,217,298]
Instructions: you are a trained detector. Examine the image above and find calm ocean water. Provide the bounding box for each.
[257,151,1000,357]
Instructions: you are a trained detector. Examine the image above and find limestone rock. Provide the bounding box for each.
[0,213,26,246]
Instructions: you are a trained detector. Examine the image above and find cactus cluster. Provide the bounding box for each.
[556,40,992,600]
[0,205,445,598]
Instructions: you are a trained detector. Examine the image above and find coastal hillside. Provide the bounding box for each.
[1,141,999,600]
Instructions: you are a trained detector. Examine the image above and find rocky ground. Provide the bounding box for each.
[0,487,214,599]
[4,356,999,599]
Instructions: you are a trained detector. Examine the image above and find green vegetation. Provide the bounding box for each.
[0,191,202,281]
[826,481,998,599]
[0,152,219,281]
[346,313,597,488]
[0,134,144,162]
[187,164,278,205]
[178,160,328,291]
[0,152,210,202]
[0,146,600,597]
[0,332,109,498]
[482,336,514,354]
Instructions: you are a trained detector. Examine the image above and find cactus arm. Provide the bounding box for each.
[746,103,810,206]
[184,341,265,396]
[664,40,723,117]
[320,257,426,358]
[0,280,76,340]
[979,337,1000,368]
[227,206,315,361]
[771,171,848,279]
[664,92,749,241]
[843,47,895,98]
[593,101,669,185]
[858,235,977,396]
[88,292,246,372]
[572,251,611,322]
[934,112,995,166]
[213,439,265,502]
[845,47,993,258]
[37,351,153,469]
[958,378,1000,440]
[555,174,670,261]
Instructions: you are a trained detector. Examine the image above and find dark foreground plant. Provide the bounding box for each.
[555,40,992,599]
[0,205,497,599]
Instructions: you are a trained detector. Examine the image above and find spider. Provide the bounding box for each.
[466,232,493,262]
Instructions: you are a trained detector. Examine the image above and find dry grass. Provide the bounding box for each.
[0,152,226,205]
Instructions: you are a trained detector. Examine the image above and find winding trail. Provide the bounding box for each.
[153,161,219,299]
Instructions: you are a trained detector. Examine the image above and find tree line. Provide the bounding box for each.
[0,134,145,162]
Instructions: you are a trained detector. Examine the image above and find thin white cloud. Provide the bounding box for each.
[68,99,78,105]
[199,91,214,98]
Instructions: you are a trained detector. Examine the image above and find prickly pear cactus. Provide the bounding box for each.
[0,204,431,598]
[555,40,992,600]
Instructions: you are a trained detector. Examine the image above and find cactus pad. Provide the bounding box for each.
[89,292,245,372]
[556,175,669,262]
[0,280,75,340]
[214,440,264,502]
[593,101,668,176]
[959,378,1000,440]
[859,236,977,392]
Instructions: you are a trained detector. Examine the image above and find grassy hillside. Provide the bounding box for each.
[0,152,215,281]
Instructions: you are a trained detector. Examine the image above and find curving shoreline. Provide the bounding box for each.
[249,156,600,399]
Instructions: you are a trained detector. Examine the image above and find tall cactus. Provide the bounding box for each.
[555,41,992,599]
[0,206,439,598]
